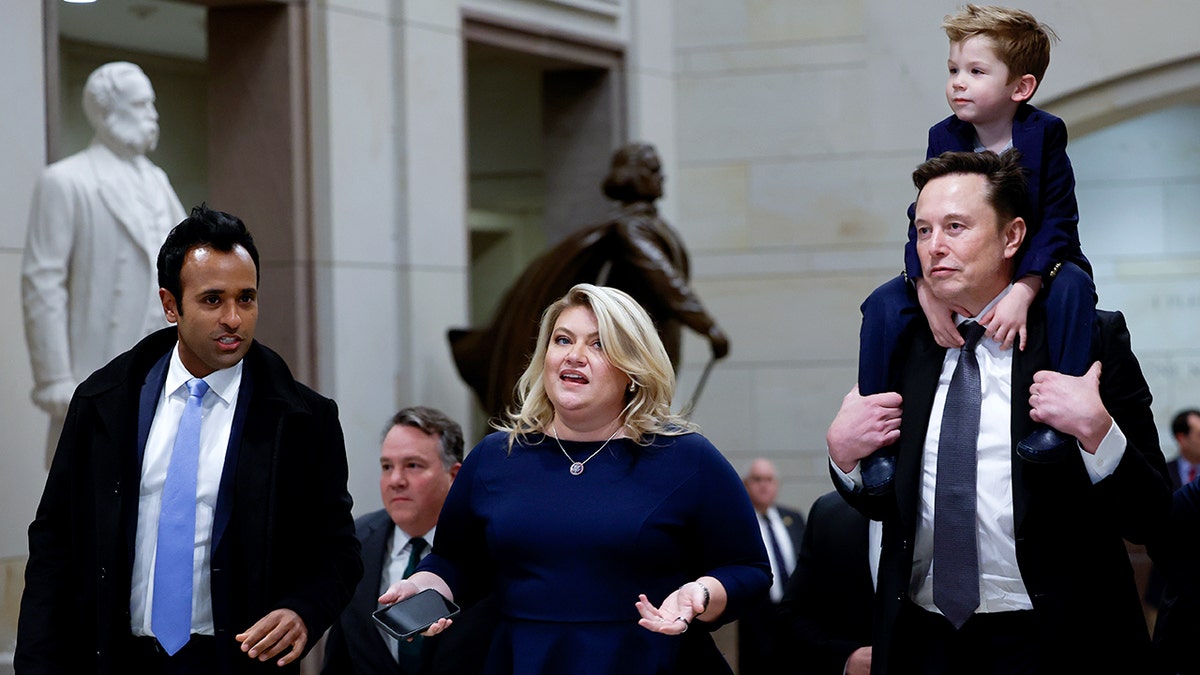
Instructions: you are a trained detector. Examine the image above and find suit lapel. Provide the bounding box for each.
[137,352,171,464]
[944,115,978,152]
[1012,106,1044,211]
[212,362,256,552]
[128,351,172,566]
[213,344,311,555]
[359,517,397,659]
[897,329,948,533]
[84,369,144,576]
[1011,308,1049,534]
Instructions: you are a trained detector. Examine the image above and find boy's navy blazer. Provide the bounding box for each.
[904,102,1091,282]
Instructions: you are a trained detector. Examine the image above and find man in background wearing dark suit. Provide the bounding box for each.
[17,205,362,673]
[1151,426,1200,673]
[322,406,489,675]
[779,491,877,675]
[1164,410,1200,492]
[737,458,806,675]
[1144,409,1200,616]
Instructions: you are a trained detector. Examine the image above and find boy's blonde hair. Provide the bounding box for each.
[495,283,696,448]
[943,4,1058,96]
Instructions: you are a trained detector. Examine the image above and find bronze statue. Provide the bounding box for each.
[450,142,730,420]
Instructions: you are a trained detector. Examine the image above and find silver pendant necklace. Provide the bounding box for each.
[552,424,622,476]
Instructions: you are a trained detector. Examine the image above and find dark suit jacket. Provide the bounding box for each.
[837,308,1169,674]
[1163,458,1186,492]
[322,510,497,675]
[16,327,363,674]
[1144,458,1185,610]
[903,103,1090,282]
[1152,475,1200,673]
[737,505,806,674]
[779,492,873,675]
[322,510,404,674]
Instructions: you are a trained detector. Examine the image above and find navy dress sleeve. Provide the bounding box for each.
[680,434,772,624]
[417,433,497,607]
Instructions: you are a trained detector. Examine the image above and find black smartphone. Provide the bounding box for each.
[372,588,460,640]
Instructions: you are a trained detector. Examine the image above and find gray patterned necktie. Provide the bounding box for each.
[933,321,986,629]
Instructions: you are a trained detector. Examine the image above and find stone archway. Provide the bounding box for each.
[1045,54,1200,136]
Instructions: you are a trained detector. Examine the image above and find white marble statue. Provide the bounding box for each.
[22,61,185,466]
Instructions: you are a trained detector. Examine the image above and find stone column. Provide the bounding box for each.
[308,0,471,508]
[0,0,51,666]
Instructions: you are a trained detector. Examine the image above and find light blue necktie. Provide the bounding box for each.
[152,377,209,655]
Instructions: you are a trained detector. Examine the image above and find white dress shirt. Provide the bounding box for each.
[381,526,437,596]
[379,526,437,658]
[757,507,797,603]
[131,344,242,637]
[834,287,1128,617]
[1176,459,1199,487]
[868,520,883,591]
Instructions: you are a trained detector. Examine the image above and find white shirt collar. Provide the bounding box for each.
[954,284,1013,326]
[165,343,243,406]
[390,525,436,559]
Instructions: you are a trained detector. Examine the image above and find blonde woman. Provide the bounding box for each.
[382,284,769,674]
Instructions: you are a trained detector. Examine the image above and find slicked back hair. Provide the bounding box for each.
[1173,409,1200,439]
[386,406,465,469]
[913,150,1029,226]
[157,204,260,311]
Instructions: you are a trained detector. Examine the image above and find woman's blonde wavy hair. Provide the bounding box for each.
[495,283,697,448]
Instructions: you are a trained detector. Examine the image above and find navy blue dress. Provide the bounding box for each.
[419,431,771,674]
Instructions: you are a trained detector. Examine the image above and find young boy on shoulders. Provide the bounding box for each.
[857,5,1095,494]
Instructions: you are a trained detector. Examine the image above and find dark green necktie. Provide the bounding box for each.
[395,537,429,667]
[403,537,428,579]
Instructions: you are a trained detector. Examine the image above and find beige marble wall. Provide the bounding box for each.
[0,2,44,666]
[309,0,473,510]
[1071,104,1200,457]
[0,2,48,565]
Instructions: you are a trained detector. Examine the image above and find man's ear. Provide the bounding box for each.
[159,288,179,324]
[1011,74,1037,103]
[1003,217,1026,258]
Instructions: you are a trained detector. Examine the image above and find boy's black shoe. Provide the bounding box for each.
[1016,426,1071,463]
[861,448,897,496]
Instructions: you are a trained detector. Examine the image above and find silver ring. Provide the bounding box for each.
[674,616,689,633]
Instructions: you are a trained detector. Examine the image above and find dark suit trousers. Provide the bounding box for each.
[123,634,218,674]
[893,601,1053,675]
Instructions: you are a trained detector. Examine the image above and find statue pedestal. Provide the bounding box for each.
[0,554,22,669]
